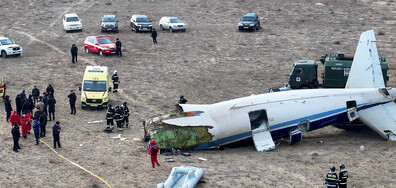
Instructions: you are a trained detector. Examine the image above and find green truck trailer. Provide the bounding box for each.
[287,53,388,89]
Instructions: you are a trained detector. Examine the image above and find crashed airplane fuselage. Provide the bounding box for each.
[144,30,396,151]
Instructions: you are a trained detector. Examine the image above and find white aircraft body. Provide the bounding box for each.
[163,30,396,151]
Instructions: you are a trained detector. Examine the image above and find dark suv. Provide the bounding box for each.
[238,13,260,32]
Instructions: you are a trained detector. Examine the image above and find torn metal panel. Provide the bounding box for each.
[144,111,213,149]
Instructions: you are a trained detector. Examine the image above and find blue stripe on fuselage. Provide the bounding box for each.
[193,102,383,150]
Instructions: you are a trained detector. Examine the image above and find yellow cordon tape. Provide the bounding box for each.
[40,140,112,188]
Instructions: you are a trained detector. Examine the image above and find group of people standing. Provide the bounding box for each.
[325,164,348,188]
[4,84,63,152]
[105,101,129,132]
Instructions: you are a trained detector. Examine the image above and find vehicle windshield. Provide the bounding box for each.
[136,17,150,22]
[83,80,106,92]
[170,18,182,23]
[241,16,255,22]
[103,17,116,22]
[66,17,80,22]
[0,39,14,45]
[98,38,112,44]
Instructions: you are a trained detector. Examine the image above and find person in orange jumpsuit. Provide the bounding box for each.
[20,114,29,138]
[25,112,32,134]
[9,111,20,127]
[148,140,160,168]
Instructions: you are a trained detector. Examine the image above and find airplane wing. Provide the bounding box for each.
[358,102,396,140]
[345,30,385,88]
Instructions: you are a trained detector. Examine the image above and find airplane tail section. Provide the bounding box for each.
[345,30,385,88]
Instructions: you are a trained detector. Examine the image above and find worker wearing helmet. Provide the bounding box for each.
[105,104,115,132]
[112,70,119,93]
[122,101,130,128]
[325,166,338,188]
[338,164,348,188]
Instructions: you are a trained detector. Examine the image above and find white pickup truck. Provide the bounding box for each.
[0,37,23,58]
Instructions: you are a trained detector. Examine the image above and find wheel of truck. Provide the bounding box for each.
[299,86,311,89]
[99,50,103,56]
[160,24,164,31]
[85,47,89,54]
[1,51,7,58]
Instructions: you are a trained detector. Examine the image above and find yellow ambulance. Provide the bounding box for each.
[80,66,110,108]
[0,76,5,99]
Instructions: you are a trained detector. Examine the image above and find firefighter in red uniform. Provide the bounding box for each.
[148,140,160,168]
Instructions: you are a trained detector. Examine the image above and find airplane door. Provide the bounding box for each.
[249,110,275,152]
[346,100,358,122]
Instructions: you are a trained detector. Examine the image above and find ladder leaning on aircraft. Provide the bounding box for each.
[144,30,396,152]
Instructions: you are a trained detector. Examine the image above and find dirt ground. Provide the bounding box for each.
[1,0,396,187]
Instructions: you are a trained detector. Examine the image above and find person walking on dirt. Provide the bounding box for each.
[67,90,76,115]
[112,70,119,93]
[32,86,40,105]
[71,44,78,63]
[115,38,122,57]
[338,164,348,188]
[105,104,115,132]
[52,121,62,149]
[4,95,12,122]
[33,119,40,145]
[46,84,54,95]
[122,101,130,128]
[148,140,160,168]
[324,166,338,188]
[48,93,56,121]
[151,28,157,44]
[12,122,21,152]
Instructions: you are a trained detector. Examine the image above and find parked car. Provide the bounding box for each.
[0,37,23,58]
[130,15,152,33]
[101,15,119,32]
[63,13,82,32]
[238,13,260,32]
[84,36,116,56]
[159,17,186,32]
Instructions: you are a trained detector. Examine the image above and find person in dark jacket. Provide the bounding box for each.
[19,90,26,101]
[22,98,33,114]
[178,96,187,104]
[32,86,40,105]
[41,92,48,115]
[151,28,157,44]
[71,44,78,63]
[112,70,119,93]
[12,122,21,152]
[338,164,348,188]
[114,105,123,131]
[15,94,22,116]
[33,119,40,145]
[115,38,122,57]
[48,94,56,121]
[148,140,160,168]
[105,104,115,131]
[67,90,76,115]
[122,101,130,128]
[52,121,61,148]
[4,95,12,122]
[325,166,338,188]
[46,84,54,95]
[39,110,47,137]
